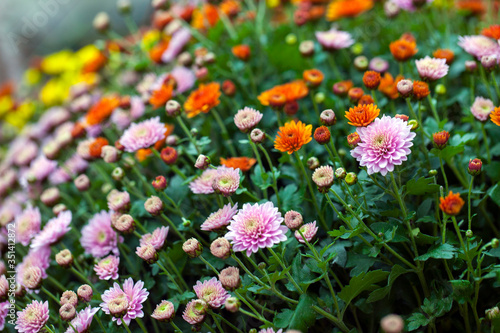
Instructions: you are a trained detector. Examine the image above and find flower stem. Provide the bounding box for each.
[199,255,219,275]
[160,213,186,241]
[481,122,491,163]
[312,305,350,333]
[176,117,201,155]
[268,247,303,294]
[122,320,132,333]
[427,94,441,124]
[212,109,237,156]
[258,144,280,207]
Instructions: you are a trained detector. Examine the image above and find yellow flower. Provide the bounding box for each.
[141,30,161,51]
[41,50,75,75]
[24,68,42,86]
[40,78,70,106]
[5,101,35,129]
[0,96,14,118]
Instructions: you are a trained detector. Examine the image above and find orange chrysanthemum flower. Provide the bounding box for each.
[149,40,170,64]
[136,148,152,162]
[363,71,381,90]
[220,157,257,172]
[219,0,241,17]
[326,0,373,21]
[89,137,109,158]
[358,94,374,105]
[274,120,313,154]
[309,6,326,20]
[456,0,486,14]
[433,49,455,65]
[482,25,500,40]
[191,4,219,30]
[412,81,430,100]
[439,191,465,216]
[390,39,418,62]
[491,107,500,126]
[378,73,403,100]
[303,69,324,87]
[149,83,174,109]
[184,82,221,118]
[82,52,107,73]
[86,96,120,126]
[345,104,380,127]
[232,45,251,61]
[258,80,309,106]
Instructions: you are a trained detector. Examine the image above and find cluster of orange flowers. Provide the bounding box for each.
[257,80,309,107]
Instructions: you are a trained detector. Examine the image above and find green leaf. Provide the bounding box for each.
[274,309,294,328]
[488,183,500,207]
[450,280,473,304]
[430,145,464,160]
[415,243,457,261]
[288,293,317,331]
[404,177,440,195]
[407,312,431,331]
[338,270,389,308]
[279,184,304,212]
[367,265,408,303]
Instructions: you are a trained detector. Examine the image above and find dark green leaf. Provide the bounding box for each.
[415,243,457,261]
[367,265,408,303]
[338,270,389,307]
[404,177,440,195]
[288,293,317,332]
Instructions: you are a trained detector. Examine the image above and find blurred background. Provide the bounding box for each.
[0,0,153,83]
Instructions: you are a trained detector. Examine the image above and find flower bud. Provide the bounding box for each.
[59,304,76,321]
[285,33,297,45]
[465,60,477,72]
[384,0,400,17]
[112,167,125,181]
[363,71,381,90]
[23,267,43,290]
[152,300,175,322]
[52,203,67,216]
[369,57,389,73]
[136,244,159,264]
[380,314,404,333]
[203,52,216,65]
[307,157,319,170]
[354,56,368,71]
[161,147,178,165]
[166,135,179,146]
[433,131,450,149]
[77,284,93,302]
[144,196,163,216]
[112,214,135,233]
[219,267,240,290]
[335,168,346,180]
[195,67,209,81]
[182,218,191,227]
[177,52,192,66]
[195,155,211,170]
[492,238,499,249]
[351,43,363,55]
[348,87,364,103]
[466,229,473,238]
[394,114,409,122]
[312,165,334,193]
[314,126,331,145]
[435,84,447,95]
[56,249,73,268]
[468,158,482,176]
[222,80,236,96]
[101,145,120,163]
[93,12,110,33]
[152,176,167,191]
[210,237,232,259]
[481,55,497,71]
[347,132,361,148]
[397,79,413,98]
[408,120,419,130]
[486,307,500,320]
[61,290,78,307]
[74,174,90,191]
[224,297,241,313]
[299,40,315,57]
[314,92,325,104]
[250,128,265,144]
[183,238,203,258]
[345,172,358,185]
[284,210,303,230]
[320,109,336,126]
[166,100,181,117]
[117,0,131,13]
[284,101,299,116]
[109,298,129,318]
[429,169,438,176]
[257,262,266,270]
[41,187,60,207]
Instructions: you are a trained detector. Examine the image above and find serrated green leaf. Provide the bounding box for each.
[288,293,317,331]
[407,312,431,331]
[488,183,500,207]
[367,265,408,303]
[415,243,457,261]
[274,309,294,328]
[338,270,389,308]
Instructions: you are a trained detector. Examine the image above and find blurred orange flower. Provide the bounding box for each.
[220,157,257,172]
[491,107,500,126]
[303,69,324,87]
[184,82,221,118]
[378,73,403,100]
[220,0,241,17]
[433,49,455,65]
[326,0,373,21]
[232,45,251,61]
[274,120,312,154]
[482,25,500,39]
[390,39,418,62]
[89,137,109,158]
[345,104,380,127]
[191,4,219,30]
[258,80,309,106]
[149,83,174,109]
[86,96,120,126]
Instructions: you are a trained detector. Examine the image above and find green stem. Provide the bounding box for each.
[41,286,60,304]
[427,94,440,124]
[312,305,350,333]
[160,213,186,241]
[249,136,268,200]
[268,247,303,294]
[481,122,491,163]
[170,321,183,332]
[212,109,237,156]
[468,176,474,230]
[258,144,280,207]
[122,320,132,333]
[439,157,449,192]
[177,117,201,155]
[491,71,500,101]
[199,255,219,275]
[157,261,183,292]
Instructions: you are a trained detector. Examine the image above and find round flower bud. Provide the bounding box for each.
[397,79,413,98]
[466,229,473,238]
[166,100,181,117]
[284,101,299,116]
[195,67,209,81]
[109,297,129,318]
[257,262,266,270]
[481,55,497,71]
[144,196,163,216]
[335,168,347,180]
[348,87,364,103]
[347,132,361,148]
[161,147,178,165]
[23,266,43,290]
[53,203,67,216]
[312,165,334,193]
[60,304,76,321]
[285,33,297,45]
[307,157,319,170]
[486,307,500,320]
[314,126,331,145]
[433,131,450,149]
[182,218,191,227]
[183,238,203,258]
[93,12,110,33]
[408,120,419,130]
[363,71,381,90]
[358,94,374,105]
[428,170,438,176]
[152,176,167,191]
[136,244,159,264]
[468,158,482,176]
[107,190,130,212]
[224,297,241,313]
[77,284,93,302]
[435,84,447,95]
[166,135,179,146]
[492,238,499,249]
[56,249,73,268]
[219,267,240,290]
[41,187,60,207]
[284,210,303,230]
[380,314,404,333]
[320,109,337,126]
[210,237,232,259]
[117,0,131,13]
[112,167,125,181]
[177,52,192,66]
[299,40,315,57]
[345,172,358,185]
[314,92,325,104]
[74,174,90,191]
[369,57,389,73]
[203,52,216,65]
[250,128,265,144]
[351,43,363,55]
[101,145,120,163]
[465,60,477,72]
[385,0,400,18]
[222,80,236,96]
[394,114,409,122]
[152,300,175,322]
[112,214,135,233]
[195,155,211,170]
[61,290,78,307]
[354,56,368,71]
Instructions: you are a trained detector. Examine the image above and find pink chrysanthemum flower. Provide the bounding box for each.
[234,107,263,133]
[201,203,238,232]
[392,0,433,11]
[30,211,72,249]
[161,28,191,63]
[171,66,196,95]
[81,210,120,258]
[119,117,166,152]
[470,96,494,121]
[100,278,149,326]
[110,109,132,131]
[259,329,283,333]
[226,201,287,256]
[65,306,99,333]
[16,246,51,292]
[49,154,89,185]
[295,221,319,244]
[130,96,145,119]
[189,169,218,194]
[182,299,205,324]
[94,255,120,280]
[193,278,230,308]
[139,226,169,250]
[15,205,41,246]
[15,300,49,333]
[212,166,240,197]
[0,301,9,330]
[415,56,449,81]
[26,155,57,182]
[351,116,416,176]
[315,29,354,50]
[458,35,500,60]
